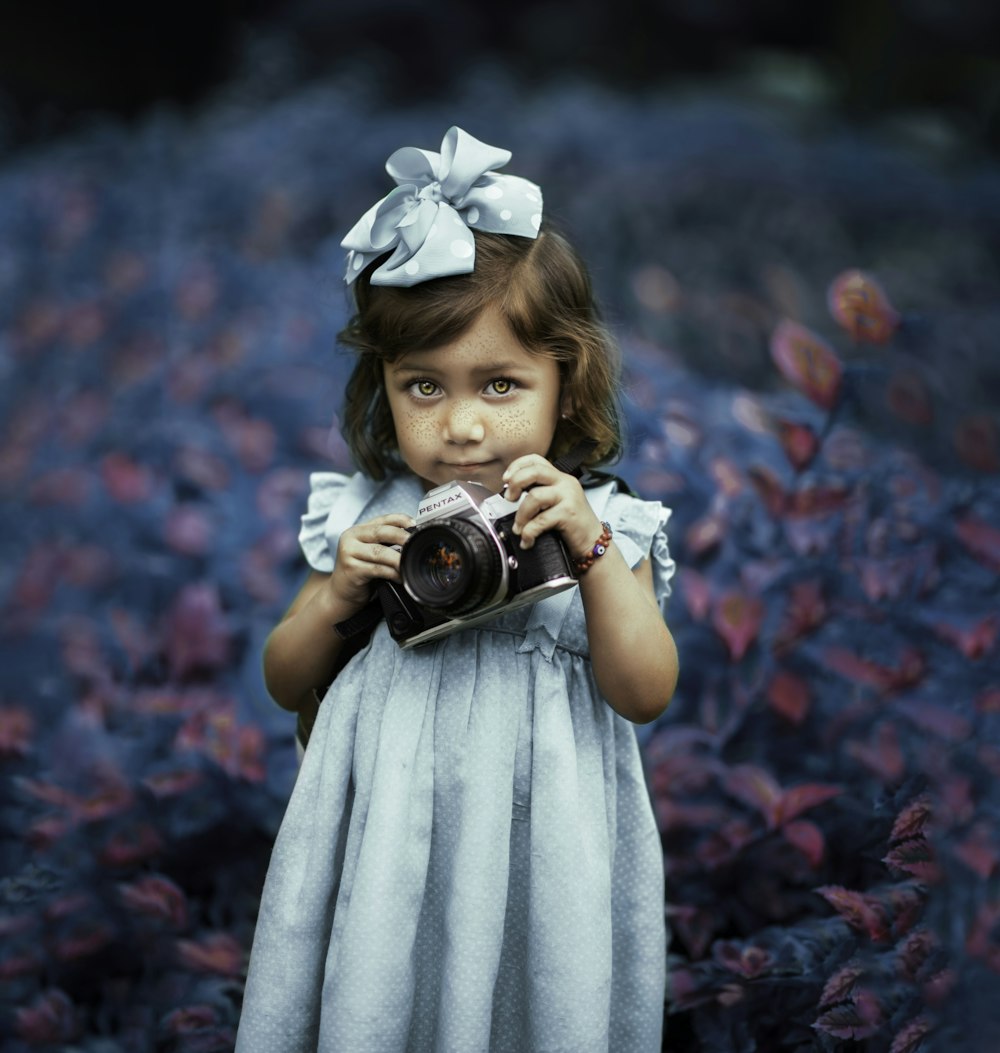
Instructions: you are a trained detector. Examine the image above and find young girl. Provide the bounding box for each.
[236,127,679,1053]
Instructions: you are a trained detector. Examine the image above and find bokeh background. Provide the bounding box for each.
[1,3,999,1051]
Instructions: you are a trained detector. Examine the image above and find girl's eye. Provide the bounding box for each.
[487,377,515,396]
[410,379,440,398]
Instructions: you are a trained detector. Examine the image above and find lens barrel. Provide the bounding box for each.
[400,519,505,614]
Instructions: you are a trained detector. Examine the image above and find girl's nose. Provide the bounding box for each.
[444,402,486,445]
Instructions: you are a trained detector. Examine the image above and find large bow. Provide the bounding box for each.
[341,127,543,288]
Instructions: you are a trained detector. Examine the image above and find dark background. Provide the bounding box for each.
[2,0,998,156]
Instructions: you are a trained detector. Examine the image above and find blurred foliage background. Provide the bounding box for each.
[1,3,999,1052]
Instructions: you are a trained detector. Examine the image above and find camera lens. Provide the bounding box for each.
[401,519,505,614]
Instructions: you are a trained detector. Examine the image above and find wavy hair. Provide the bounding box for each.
[339,227,624,481]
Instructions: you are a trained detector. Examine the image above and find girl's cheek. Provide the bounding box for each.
[397,412,439,445]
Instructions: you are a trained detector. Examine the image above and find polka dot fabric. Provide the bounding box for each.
[341,127,544,288]
[236,473,674,1053]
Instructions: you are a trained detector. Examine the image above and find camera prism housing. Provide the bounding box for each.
[377,479,578,648]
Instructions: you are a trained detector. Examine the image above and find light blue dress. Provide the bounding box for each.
[236,471,675,1053]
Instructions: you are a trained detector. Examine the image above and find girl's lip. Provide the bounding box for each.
[444,460,496,470]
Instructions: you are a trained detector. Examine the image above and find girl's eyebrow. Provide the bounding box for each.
[390,359,527,376]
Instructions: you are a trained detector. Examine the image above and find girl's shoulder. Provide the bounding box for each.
[298,471,423,572]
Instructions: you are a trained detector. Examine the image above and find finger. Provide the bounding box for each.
[353,519,413,547]
[511,485,560,533]
[503,458,559,501]
[366,514,415,536]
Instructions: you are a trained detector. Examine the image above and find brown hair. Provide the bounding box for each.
[339,227,624,480]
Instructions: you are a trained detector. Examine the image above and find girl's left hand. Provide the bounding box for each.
[502,454,604,560]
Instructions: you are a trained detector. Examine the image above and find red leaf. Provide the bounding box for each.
[952,823,999,880]
[685,513,725,556]
[822,646,924,694]
[773,579,827,650]
[774,783,842,825]
[894,698,972,743]
[932,614,999,659]
[846,721,906,783]
[813,995,883,1040]
[923,967,958,1005]
[747,464,787,517]
[678,568,711,622]
[712,941,773,978]
[965,901,1000,966]
[0,706,34,758]
[667,904,719,959]
[770,320,844,410]
[896,928,935,980]
[977,687,1000,714]
[818,961,864,1008]
[163,583,232,680]
[886,369,934,426]
[119,874,189,928]
[98,822,163,868]
[721,764,782,821]
[885,883,927,937]
[16,989,80,1045]
[827,270,900,344]
[953,413,1000,474]
[890,795,932,844]
[711,591,764,661]
[141,767,204,798]
[175,932,244,977]
[773,418,821,471]
[889,1015,933,1053]
[883,839,939,882]
[956,516,1000,572]
[100,451,154,503]
[817,886,890,941]
[766,670,811,724]
[164,505,214,557]
[783,819,825,867]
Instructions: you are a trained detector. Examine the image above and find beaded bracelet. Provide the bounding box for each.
[574,521,613,574]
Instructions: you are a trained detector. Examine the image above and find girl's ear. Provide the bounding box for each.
[560,388,574,419]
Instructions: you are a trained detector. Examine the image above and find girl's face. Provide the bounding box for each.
[383,305,565,494]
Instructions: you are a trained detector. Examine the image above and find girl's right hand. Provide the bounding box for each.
[328,513,415,612]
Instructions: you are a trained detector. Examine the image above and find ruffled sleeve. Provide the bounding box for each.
[299,471,422,574]
[605,491,676,611]
[298,472,352,572]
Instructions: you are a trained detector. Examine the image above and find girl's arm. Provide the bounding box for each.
[503,456,679,724]
[263,513,413,712]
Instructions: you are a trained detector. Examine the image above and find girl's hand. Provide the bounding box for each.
[328,513,414,612]
[502,454,603,561]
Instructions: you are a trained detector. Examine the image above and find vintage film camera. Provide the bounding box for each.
[341,479,579,649]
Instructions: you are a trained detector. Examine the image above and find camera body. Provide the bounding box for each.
[374,479,578,648]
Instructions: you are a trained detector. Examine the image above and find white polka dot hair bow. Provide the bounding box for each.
[341,126,543,288]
